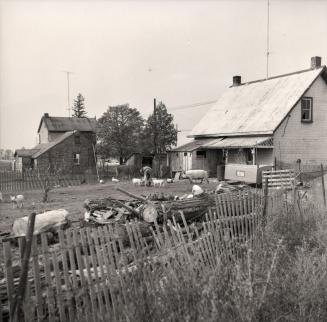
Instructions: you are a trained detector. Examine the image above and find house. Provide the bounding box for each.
[15,113,97,174]
[171,56,327,183]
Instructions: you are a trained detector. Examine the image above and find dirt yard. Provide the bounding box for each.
[0,179,218,233]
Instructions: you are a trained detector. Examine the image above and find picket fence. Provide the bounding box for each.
[0,189,284,322]
[0,171,99,192]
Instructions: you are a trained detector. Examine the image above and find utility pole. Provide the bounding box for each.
[266,0,270,79]
[63,71,73,117]
[153,98,157,155]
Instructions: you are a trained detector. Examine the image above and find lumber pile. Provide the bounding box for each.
[83,187,217,225]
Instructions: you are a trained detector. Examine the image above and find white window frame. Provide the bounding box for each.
[73,153,80,165]
[301,97,313,123]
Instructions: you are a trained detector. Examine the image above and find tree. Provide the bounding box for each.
[143,101,178,154]
[97,104,144,164]
[72,93,87,118]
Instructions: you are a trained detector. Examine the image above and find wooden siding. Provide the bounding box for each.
[274,75,327,164]
[36,132,96,174]
[39,121,49,143]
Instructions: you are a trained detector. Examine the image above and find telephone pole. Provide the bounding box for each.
[266,0,270,79]
[63,71,73,117]
[153,98,157,155]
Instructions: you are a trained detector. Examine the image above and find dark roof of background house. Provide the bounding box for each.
[32,131,75,158]
[37,115,97,133]
[14,149,40,157]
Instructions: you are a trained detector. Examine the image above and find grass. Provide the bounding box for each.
[3,183,327,321]
[102,194,327,322]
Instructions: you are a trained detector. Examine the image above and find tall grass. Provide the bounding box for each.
[96,195,327,322]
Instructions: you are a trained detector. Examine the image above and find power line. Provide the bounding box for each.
[168,99,217,111]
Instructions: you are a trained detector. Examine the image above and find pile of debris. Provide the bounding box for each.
[83,183,247,226]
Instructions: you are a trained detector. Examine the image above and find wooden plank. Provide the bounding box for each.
[52,248,66,322]
[79,228,99,321]
[72,229,95,322]
[58,230,75,322]
[31,238,44,322]
[3,242,14,320]
[92,229,111,316]
[41,234,55,322]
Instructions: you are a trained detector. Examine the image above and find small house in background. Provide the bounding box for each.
[15,113,97,174]
[125,152,168,177]
[171,56,327,183]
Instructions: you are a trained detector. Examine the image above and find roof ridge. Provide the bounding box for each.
[233,66,326,87]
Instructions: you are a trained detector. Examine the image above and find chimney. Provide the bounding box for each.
[44,113,49,118]
[232,75,241,86]
[311,56,321,69]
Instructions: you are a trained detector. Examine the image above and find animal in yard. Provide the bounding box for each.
[152,179,165,187]
[10,194,24,208]
[140,166,152,187]
[192,185,204,196]
[99,179,104,184]
[184,170,209,184]
[112,177,119,183]
[132,178,143,186]
[166,178,173,183]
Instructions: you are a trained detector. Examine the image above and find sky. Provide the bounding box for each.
[0,0,327,151]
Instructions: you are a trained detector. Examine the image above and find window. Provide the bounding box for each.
[196,150,206,159]
[73,153,80,165]
[184,152,187,156]
[301,97,313,122]
[74,133,81,144]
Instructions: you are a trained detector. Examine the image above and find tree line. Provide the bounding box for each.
[72,93,178,164]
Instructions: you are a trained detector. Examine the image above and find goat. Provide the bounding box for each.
[184,170,209,184]
[10,194,24,209]
[132,178,143,186]
[112,177,119,183]
[153,179,165,187]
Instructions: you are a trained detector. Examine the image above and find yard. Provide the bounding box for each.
[0,179,218,233]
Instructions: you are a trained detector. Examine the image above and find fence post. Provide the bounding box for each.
[321,164,326,207]
[262,178,269,226]
[10,212,36,322]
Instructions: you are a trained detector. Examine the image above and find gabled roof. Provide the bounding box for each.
[32,131,75,158]
[190,66,326,137]
[37,115,97,133]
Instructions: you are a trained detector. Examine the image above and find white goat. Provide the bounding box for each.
[153,179,165,187]
[132,178,142,186]
[112,177,119,183]
[185,170,209,184]
[10,194,24,208]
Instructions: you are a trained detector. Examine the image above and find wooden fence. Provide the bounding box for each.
[0,171,100,192]
[262,169,296,189]
[0,189,284,322]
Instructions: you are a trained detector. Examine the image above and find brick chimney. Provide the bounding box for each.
[44,113,49,118]
[232,76,241,86]
[311,56,321,69]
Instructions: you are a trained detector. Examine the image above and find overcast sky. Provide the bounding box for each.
[1,0,327,150]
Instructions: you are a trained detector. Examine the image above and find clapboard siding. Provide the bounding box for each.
[274,75,327,164]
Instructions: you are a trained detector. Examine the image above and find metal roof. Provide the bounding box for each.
[172,138,216,152]
[37,116,97,133]
[190,67,326,137]
[202,136,273,149]
[14,149,40,157]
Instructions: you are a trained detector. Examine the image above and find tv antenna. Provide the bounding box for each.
[62,71,74,117]
[266,0,270,79]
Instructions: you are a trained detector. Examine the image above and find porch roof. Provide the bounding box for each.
[202,136,273,149]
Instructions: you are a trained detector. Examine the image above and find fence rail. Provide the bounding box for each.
[0,189,286,322]
[0,170,102,192]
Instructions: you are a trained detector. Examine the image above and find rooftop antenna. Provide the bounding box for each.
[62,71,74,117]
[266,0,270,79]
